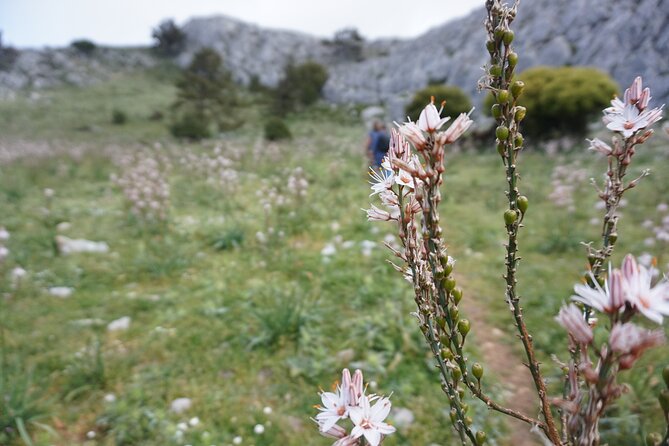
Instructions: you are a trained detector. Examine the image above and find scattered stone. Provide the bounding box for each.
[71,318,105,327]
[107,316,131,332]
[170,397,193,414]
[392,407,416,429]
[56,235,109,255]
[48,286,74,298]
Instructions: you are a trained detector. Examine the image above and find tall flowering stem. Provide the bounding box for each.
[482,1,561,443]
[367,98,546,442]
[585,76,663,299]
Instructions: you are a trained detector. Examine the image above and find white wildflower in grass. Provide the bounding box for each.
[0,226,9,241]
[48,286,74,298]
[232,435,242,444]
[349,395,395,446]
[262,406,272,415]
[253,424,265,434]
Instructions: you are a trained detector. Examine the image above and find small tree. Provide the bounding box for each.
[70,39,97,56]
[170,48,240,139]
[513,66,619,138]
[0,32,18,71]
[271,62,328,113]
[152,19,185,57]
[405,84,472,122]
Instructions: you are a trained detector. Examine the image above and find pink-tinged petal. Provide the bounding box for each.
[348,406,363,426]
[621,254,639,281]
[370,397,392,421]
[418,103,442,132]
[363,429,382,446]
[321,392,339,409]
[376,422,396,435]
[587,138,612,156]
[555,304,593,345]
[317,413,342,433]
[350,425,364,440]
[609,269,625,311]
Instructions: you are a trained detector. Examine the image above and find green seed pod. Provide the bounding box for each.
[489,64,502,77]
[476,431,487,445]
[443,277,456,292]
[503,30,515,46]
[452,287,463,305]
[449,408,457,424]
[511,81,525,98]
[449,306,460,322]
[457,319,471,336]
[514,106,527,122]
[460,402,469,413]
[442,349,455,361]
[452,367,462,381]
[659,389,669,414]
[486,40,496,54]
[507,51,518,69]
[497,142,505,157]
[491,103,502,119]
[457,387,465,399]
[497,89,510,104]
[504,209,517,225]
[646,433,662,446]
[609,232,618,244]
[437,316,446,330]
[517,196,529,214]
[496,125,510,141]
[472,363,484,380]
[465,416,473,426]
[662,365,669,388]
[441,256,453,274]
[494,28,504,41]
[514,133,524,148]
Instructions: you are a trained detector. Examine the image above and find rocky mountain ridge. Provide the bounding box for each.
[2,0,668,118]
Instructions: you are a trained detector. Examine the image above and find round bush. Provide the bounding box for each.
[170,112,210,140]
[111,109,127,125]
[405,85,472,122]
[505,66,618,138]
[271,62,328,113]
[70,39,97,56]
[264,118,292,141]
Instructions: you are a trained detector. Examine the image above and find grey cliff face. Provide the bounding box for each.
[1,0,668,116]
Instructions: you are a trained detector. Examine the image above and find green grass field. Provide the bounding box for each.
[0,71,668,445]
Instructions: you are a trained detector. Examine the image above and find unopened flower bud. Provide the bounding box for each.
[514,133,524,147]
[437,316,446,330]
[496,125,510,141]
[511,81,525,98]
[504,209,517,225]
[452,367,462,381]
[452,287,463,305]
[659,389,669,415]
[497,142,505,157]
[449,409,457,424]
[476,431,487,445]
[457,387,465,399]
[503,30,514,46]
[494,28,504,41]
[472,363,484,380]
[507,51,518,69]
[489,65,503,77]
[442,348,454,360]
[486,40,496,54]
[646,433,662,446]
[609,232,618,244]
[457,319,471,336]
[514,106,526,122]
[450,306,460,322]
[497,90,510,104]
[443,277,456,291]
[465,416,473,426]
[460,402,469,413]
[662,365,669,388]
[517,196,529,214]
[491,104,502,119]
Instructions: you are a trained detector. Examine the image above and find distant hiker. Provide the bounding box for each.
[367,121,390,170]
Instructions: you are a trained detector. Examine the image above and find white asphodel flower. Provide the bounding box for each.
[369,164,395,196]
[555,304,593,345]
[571,269,624,315]
[438,110,474,145]
[417,102,450,133]
[349,395,395,446]
[620,254,669,324]
[316,385,350,433]
[605,103,663,138]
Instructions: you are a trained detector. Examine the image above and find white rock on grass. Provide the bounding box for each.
[392,407,415,429]
[170,397,193,414]
[56,235,109,255]
[107,316,131,332]
[48,286,74,298]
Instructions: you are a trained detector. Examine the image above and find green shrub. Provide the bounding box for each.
[151,19,185,57]
[271,61,328,113]
[491,66,619,138]
[405,84,472,122]
[70,39,97,56]
[0,32,18,71]
[171,48,241,136]
[264,117,292,141]
[169,110,210,140]
[111,109,127,125]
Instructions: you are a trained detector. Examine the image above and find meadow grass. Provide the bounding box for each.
[0,72,667,445]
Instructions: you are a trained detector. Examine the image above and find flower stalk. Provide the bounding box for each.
[482,1,561,443]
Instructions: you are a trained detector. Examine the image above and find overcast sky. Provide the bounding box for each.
[1,0,485,48]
